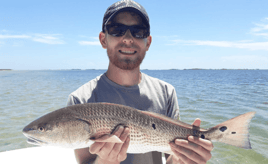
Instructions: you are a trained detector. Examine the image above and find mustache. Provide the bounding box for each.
[117,43,139,49]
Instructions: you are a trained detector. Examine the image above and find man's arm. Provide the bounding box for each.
[74,148,97,164]
[74,126,130,164]
[165,119,213,164]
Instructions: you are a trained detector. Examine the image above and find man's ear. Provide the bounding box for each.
[99,32,107,49]
[145,35,152,51]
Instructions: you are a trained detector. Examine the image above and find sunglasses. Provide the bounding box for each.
[105,23,150,39]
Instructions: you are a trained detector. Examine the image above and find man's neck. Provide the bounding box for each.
[106,63,141,87]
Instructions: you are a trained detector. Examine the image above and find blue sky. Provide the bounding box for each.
[0,0,268,70]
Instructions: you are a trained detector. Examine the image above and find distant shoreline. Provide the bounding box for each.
[0,69,12,71]
[1,69,267,71]
[167,68,267,70]
[181,68,264,70]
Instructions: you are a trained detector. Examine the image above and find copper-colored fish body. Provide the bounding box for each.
[22,103,256,154]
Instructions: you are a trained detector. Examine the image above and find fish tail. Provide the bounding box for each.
[204,112,256,149]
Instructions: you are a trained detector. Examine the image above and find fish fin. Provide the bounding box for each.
[90,135,123,143]
[75,118,92,133]
[83,124,91,133]
[208,111,256,149]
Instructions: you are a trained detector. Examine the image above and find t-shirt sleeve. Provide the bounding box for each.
[166,87,180,120]
[66,94,81,106]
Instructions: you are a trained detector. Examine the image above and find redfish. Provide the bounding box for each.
[22,103,255,154]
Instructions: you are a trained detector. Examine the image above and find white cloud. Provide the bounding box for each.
[254,33,268,37]
[155,35,179,38]
[78,36,100,46]
[0,33,64,44]
[170,39,268,51]
[251,24,268,32]
[0,34,31,39]
[251,17,268,38]
[32,34,64,44]
[169,18,268,51]
[79,41,100,46]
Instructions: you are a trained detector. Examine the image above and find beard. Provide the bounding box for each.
[109,54,144,70]
[107,44,146,70]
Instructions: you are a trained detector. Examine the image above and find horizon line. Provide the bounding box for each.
[1,68,268,71]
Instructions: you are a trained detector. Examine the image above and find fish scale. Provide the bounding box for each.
[23,102,256,154]
[103,104,172,151]
[85,104,170,153]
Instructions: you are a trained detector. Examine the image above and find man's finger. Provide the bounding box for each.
[89,142,105,154]
[109,127,130,158]
[170,142,205,164]
[113,125,125,136]
[192,118,201,127]
[98,126,125,158]
[117,135,130,161]
[188,136,214,152]
[174,138,212,161]
[190,118,214,152]
[119,127,130,141]
[170,144,197,164]
[90,126,125,159]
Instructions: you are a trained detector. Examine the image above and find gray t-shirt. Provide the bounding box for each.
[67,72,180,164]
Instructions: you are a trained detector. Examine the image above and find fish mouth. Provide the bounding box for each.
[24,134,47,146]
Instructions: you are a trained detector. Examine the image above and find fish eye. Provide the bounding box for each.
[38,126,45,132]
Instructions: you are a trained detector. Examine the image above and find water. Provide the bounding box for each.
[0,70,267,164]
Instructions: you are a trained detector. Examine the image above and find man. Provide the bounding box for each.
[67,0,213,163]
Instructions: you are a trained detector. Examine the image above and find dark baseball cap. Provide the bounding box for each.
[102,0,150,33]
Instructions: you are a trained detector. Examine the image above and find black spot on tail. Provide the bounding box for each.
[152,124,156,130]
[201,134,205,139]
[232,132,236,134]
[219,126,227,132]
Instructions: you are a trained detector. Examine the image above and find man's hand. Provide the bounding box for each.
[169,119,213,164]
[89,126,130,164]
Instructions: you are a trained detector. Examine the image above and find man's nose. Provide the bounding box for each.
[122,29,134,44]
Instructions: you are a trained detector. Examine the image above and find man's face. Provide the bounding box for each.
[100,11,152,70]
